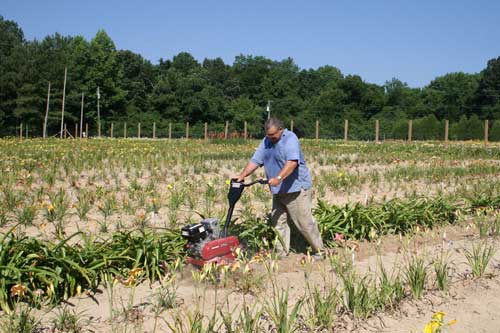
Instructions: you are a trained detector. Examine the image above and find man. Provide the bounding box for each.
[237,118,324,258]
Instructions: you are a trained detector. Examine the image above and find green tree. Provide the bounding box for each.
[86,30,126,128]
[0,16,26,135]
[424,72,479,121]
[471,56,500,119]
[450,115,484,140]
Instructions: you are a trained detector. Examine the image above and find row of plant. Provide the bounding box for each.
[5,236,496,332]
[236,191,500,249]
[2,187,500,312]
[0,227,183,312]
[2,139,500,179]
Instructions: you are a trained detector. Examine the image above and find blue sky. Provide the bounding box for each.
[3,0,500,87]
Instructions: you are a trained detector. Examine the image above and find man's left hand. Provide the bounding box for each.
[268,177,281,186]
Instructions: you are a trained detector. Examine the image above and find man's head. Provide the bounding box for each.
[265,118,284,144]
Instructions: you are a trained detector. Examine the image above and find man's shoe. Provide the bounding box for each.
[311,252,324,261]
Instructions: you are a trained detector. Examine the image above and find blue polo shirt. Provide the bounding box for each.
[250,129,312,194]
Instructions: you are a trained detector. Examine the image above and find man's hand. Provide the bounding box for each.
[236,162,259,183]
[268,177,281,187]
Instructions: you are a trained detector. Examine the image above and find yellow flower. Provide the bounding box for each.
[423,321,440,333]
[300,257,307,267]
[47,204,55,212]
[432,311,445,322]
[167,183,174,190]
[230,261,241,272]
[225,179,231,185]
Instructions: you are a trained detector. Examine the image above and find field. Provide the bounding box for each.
[1,138,500,332]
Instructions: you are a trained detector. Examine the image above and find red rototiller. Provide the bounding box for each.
[181,179,267,267]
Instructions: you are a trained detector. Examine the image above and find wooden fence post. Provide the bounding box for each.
[110,123,114,138]
[74,123,78,138]
[79,92,83,139]
[408,120,412,143]
[43,81,51,139]
[64,123,67,139]
[315,120,319,142]
[224,121,229,140]
[138,123,141,138]
[243,121,247,140]
[444,120,449,146]
[186,122,189,139]
[20,123,23,139]
[85,123,88,138]
[290,119,294,132]
[124,122,127,139]
[168,123,172,139]
[485,119,489,147]
[60,67,67,139]
[344,119,349,143]
[153,122,156,139]
[375,119,380,144]
[204,122,208,140]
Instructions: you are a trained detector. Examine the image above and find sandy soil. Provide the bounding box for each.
[30,223,500,332]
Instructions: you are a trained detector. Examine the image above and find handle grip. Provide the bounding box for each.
[245,179,268,186]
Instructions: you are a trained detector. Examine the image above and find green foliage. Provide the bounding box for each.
[403,255,427,299]
[0,227,184,310]
[450,115,484,140]
[464,242,496,278]
[314,196,458,242]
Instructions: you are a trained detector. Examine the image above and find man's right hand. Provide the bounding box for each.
[236,175,245,182]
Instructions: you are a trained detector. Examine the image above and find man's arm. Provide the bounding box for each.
[237,161,259,182]
[268,160,298,186]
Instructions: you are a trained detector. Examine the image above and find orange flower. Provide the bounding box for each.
[10,284,27,297]
[129,267,144,278]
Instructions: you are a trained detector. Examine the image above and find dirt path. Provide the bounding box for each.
[361,276,500,333]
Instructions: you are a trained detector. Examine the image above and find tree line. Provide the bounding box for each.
[1,16,500,139]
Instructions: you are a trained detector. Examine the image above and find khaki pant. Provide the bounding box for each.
[271,188,323,255]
